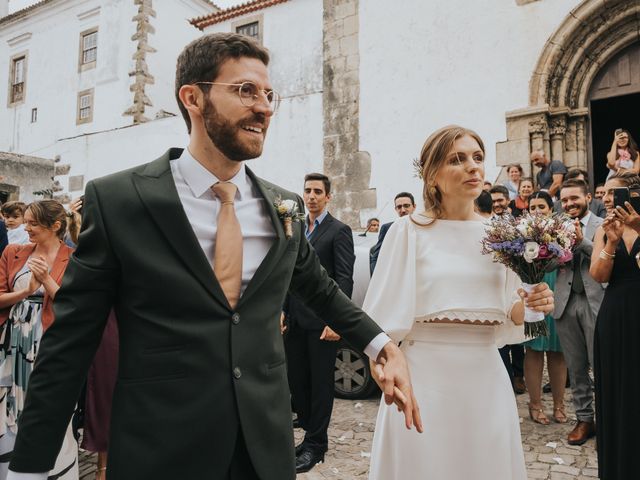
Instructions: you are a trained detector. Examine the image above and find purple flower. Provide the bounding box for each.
[537,244,552,259]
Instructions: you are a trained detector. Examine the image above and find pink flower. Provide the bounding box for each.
[558,250,573,263]
[538,244,552,259]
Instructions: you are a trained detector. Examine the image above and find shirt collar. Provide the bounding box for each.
[307,209,329,227]
[580,210,591,227]
[177,148,249,200]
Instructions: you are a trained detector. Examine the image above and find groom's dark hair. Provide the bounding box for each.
[175,33,270,133]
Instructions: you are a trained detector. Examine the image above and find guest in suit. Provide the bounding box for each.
[284,173,355,473]
[6,33,420,480]
[491,184,526,394]
[0,220,7,257]
[553,178,605,445]
[369,192,415,273]
[0,200,76,480]
[553,169,606,218]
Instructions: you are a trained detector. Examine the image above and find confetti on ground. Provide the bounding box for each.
[546,442,558,449]
[360,452,371,458]
[553,457,565,465]
[355,402,363,409]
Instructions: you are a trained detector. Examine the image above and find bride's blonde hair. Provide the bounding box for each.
[414,125,485,223]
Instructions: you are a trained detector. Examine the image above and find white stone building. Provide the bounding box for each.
[2,0,639,227]
[0,0,217,201]
[191,0,640,226]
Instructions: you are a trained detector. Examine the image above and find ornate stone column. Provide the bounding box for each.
[549,116,566,163]
[528,116,548,154]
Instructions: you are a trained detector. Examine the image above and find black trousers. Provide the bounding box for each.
[227,429,260,480]
[499,344,525,379]
[284,324,339,453]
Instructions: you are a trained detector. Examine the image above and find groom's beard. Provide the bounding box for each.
[202,98,266,162]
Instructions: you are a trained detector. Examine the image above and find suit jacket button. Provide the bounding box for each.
[232,313,240,324]
[233,367,242,379]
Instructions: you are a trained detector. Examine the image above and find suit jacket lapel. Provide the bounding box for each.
[309,213,334,246]
[238,168,287,307]
[132,150,230,309]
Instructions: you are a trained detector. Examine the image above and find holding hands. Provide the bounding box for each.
[518,282,554,315]
[370,342,423,433]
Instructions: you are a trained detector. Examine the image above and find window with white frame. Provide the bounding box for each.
[9,55,26,105]
[236,21,260,39]
[77,89,94,124]
[79,28,98,70]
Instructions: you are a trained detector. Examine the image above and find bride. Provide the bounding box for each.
[364,125,554,479]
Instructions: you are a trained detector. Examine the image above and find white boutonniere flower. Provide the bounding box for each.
[273,197,304,239]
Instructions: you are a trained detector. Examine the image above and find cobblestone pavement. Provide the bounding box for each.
[79,387,598,480]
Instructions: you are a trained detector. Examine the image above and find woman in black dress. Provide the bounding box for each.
[590,171,640,480]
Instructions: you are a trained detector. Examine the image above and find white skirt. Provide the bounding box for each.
[369,323,526,480]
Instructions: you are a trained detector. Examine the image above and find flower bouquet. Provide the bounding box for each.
[481,212,577,338]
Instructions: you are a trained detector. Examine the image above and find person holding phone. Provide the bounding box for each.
[606,129,639,178]
[590,171,640,480]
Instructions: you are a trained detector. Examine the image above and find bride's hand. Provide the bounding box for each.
[519,282,554,315]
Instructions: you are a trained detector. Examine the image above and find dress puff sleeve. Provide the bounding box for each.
[494,268,526,348]
[362,217,416,344]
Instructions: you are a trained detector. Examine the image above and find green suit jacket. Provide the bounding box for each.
[9,149,383,479]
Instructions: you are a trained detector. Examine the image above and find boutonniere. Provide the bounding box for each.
[274,197,305,239]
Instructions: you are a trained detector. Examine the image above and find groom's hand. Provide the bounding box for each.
[371,342,423,433]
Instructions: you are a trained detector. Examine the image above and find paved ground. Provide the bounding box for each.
[79,384,598,479]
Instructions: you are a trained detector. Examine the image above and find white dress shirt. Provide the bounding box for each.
[7,148,389,480]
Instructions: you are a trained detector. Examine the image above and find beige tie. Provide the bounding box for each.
[212,181,243,309]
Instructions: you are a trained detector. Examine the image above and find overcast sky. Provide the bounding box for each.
[9,0,243,14]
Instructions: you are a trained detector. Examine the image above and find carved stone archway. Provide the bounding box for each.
[497,0,640,183]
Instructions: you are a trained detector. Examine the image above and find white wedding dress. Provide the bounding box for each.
[364,215,527,480]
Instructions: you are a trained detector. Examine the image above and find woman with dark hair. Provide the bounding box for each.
[508,177,534,218]
[606,129,639,178]
[523,191,567,425]
[590,172,640,480]
[0,200,77,479]
[364,125,554,479]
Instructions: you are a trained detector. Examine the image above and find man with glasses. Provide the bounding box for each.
[7,33,420,480]
[370,192,416,273]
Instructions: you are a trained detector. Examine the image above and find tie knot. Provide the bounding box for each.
[212,182,237,205]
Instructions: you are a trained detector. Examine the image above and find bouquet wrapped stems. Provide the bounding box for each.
[521,282,549,338]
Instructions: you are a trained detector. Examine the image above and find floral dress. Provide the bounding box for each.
[0,261,78,480]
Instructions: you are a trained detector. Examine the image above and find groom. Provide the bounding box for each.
[7,33,419,480]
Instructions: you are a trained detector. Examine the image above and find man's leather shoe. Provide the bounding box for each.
[295,442,305,456]
[295,448,324,473]
[292,417,300,429]
[542,382,552,393]
[513,376,527,394]
[567,421,595,445]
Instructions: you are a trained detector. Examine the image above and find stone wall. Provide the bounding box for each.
[323,0,375,227]
[0,152,55,203]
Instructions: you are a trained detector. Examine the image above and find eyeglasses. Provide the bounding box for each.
[195,81,280,112]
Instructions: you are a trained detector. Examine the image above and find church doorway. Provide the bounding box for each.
[588,42,640,187]
[589,92,640,186]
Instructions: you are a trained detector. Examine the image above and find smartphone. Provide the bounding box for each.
[615,128,623,135]
[613,187,640,211]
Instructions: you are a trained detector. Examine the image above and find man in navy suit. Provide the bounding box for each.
[284,173,355,473]
[0,218,8,256]
[369,192,416,273]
